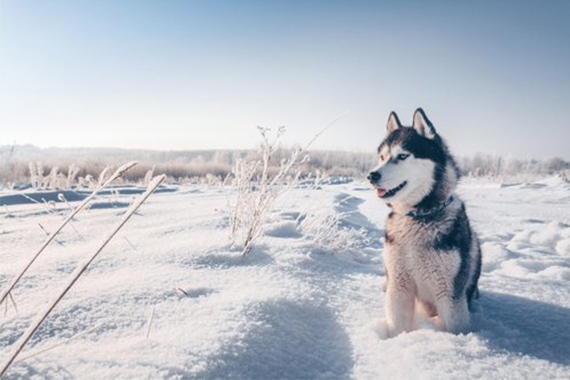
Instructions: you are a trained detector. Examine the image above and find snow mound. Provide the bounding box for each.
[264,221,302,238]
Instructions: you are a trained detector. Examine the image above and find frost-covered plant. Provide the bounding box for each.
[228,116,343,255]
[28,164,71,189]
[296,175,369,252]
[300,209,368,252]
[228,127,308,255]
[36,162,45,188]
[143,166,155,186]
[46,167,59,188]
[67,165,80,188]
[200,173,223,188]
[229,156,259,245]
[97,166,112,188]
[28,162,39,188]
[298,169,328,188]
[79,174,95,190]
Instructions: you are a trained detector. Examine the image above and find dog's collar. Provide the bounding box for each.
[388,196,455,219]
[406,196,454,218]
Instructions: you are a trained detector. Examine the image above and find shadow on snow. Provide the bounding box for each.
[196,299,353,380]
[476,291,570,366]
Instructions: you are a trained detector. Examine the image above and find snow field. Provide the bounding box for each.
[0,177,569,379]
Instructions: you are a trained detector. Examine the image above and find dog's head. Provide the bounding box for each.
[368,108,458,206]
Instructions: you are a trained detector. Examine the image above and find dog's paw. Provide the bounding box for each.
[417,317,441,332]
[371,318,389,340]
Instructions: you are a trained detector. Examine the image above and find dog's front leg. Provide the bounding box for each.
[436,296,470,334]
[385,281,415,337]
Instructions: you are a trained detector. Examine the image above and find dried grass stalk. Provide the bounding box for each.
[0,174,165,377]
[15,323,104,363]
[0,162,137,307]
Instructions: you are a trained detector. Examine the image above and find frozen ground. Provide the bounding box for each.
[1,177,570,379]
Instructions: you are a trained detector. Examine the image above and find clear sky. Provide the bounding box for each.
[1,0,569,158]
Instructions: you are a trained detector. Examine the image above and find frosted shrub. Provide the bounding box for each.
[66,165,80,188]
[28,162,39,188]
[228,127,307,255]
[36,162,44,188]
[47,167,59,188]
[300,210,368,252]
[29,162,62,189]
[229,156,260,247]
[143,166,155,186]
[228,115,343,255]
[96,166,112,188]
[79,174,95,189]
[28,162,86,189]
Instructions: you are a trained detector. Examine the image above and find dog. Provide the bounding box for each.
[368,108,481,336]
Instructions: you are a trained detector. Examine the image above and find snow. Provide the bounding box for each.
[1,177,570,379]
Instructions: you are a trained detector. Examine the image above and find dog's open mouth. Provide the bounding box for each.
[376,181,407,199]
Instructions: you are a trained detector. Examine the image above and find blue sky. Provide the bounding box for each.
[1,0,569,158]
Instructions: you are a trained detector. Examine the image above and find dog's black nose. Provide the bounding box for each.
[367,171,381,183]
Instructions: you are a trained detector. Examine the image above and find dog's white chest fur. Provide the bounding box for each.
[385,214,461,304]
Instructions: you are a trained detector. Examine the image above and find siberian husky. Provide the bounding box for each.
[368,108,481,336]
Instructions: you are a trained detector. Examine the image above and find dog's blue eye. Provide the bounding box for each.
[397,153,409,160]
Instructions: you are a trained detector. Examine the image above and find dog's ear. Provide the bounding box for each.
[413,108,437,139]
[386,112,402,134]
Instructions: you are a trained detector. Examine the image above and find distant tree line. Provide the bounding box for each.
[1,145,569,187]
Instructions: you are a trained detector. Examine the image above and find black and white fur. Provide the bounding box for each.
[368,108,481,336]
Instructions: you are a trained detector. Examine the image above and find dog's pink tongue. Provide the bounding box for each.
[376,188,387,198]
